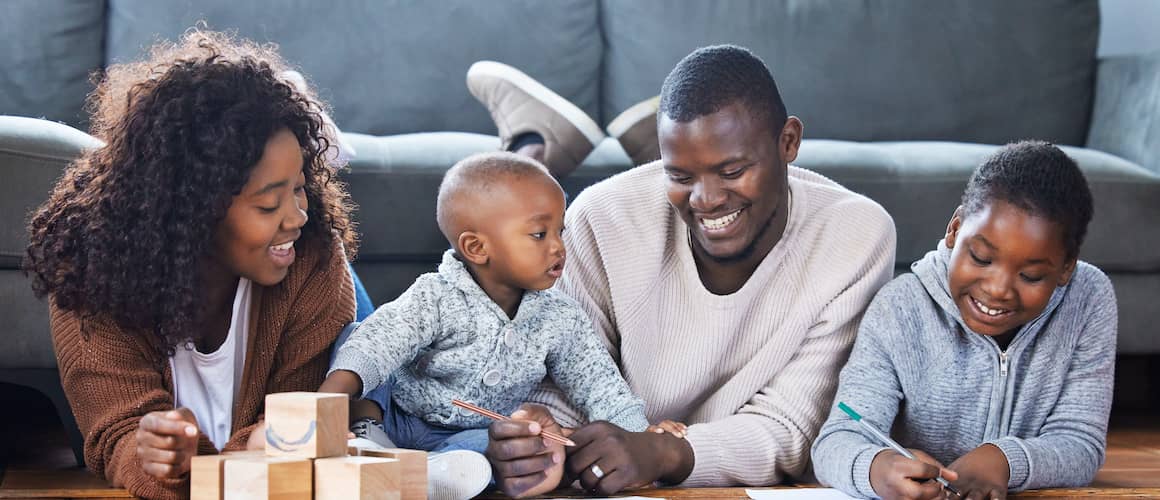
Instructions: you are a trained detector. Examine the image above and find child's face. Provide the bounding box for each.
[945,199,1075,339]
[212,128,310,286]
[478,175,567,292]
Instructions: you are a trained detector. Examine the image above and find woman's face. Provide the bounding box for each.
[212,128,309,286]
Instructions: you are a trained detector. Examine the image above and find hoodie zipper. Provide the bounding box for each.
[982,338,1014,440]
[987,339,1021,440]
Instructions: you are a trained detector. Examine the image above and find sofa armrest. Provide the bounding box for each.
[1086,50,1160,175]
[0,116,103,267]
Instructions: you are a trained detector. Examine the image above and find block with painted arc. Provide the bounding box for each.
[264,392,348,459]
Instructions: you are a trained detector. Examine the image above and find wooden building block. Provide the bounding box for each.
[223,456,312,500]
[264,392,348,458]
[191,455,233,500]
[314,456,402,500]
[223,449,267,456]
[359,448,427,500]
[191,451,271,500]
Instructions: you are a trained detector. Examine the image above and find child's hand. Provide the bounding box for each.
[947,444,1009,500]
[869,448,958,500]
[318,369,363,397]
[645,420,688,439]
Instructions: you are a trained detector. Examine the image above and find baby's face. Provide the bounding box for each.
[480,175,568,292]
[945,199,1074,339]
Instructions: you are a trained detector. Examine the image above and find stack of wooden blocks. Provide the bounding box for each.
[191,392,428,500]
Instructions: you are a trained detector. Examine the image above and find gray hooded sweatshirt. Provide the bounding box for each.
[811,242,1117,498]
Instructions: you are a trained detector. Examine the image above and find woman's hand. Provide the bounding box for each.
[947,444,1010,500]
[245,419,266,450]
[485,404,566,498]
[566,421,694,495]
[135,409,200,479]
[869,448,959,500]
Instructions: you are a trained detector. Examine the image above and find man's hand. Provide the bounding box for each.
[135,408,200,480]
[566,421,694,495]
[485,404,566,498]
[869,448,959,500]
[947,444,1010,500]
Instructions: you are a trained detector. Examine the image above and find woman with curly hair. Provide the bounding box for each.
[23,31,357,498]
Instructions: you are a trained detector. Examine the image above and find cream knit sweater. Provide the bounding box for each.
[529,162,896,487]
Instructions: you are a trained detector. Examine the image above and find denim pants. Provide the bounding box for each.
[347,262,375,322]
[332,323,489,454]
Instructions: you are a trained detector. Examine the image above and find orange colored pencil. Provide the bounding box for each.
[451,399,576,447]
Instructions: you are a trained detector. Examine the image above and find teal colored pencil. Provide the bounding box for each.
[838,402,961,498]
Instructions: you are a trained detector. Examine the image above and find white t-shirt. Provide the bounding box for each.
[169,278,252,450]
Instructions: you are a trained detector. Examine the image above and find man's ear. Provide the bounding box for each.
[780,116,804,164]
[457,231,489,265]
[1059,258,1078,287]
[945,206,965,249]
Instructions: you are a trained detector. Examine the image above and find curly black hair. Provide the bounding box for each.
[659,44,788,135]
[24,30,357,355]
[961,140,1093,259]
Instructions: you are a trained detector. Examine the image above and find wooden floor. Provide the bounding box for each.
[2,356,1158,499]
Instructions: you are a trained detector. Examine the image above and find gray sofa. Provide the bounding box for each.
[2,0,1158,465]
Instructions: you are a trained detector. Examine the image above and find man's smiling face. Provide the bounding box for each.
[660,101,793,264]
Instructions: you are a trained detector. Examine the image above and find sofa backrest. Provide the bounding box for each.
[0,0,106,128]
[0,1,1103,145]
[600,0,1100,146]
[103,0,603,137]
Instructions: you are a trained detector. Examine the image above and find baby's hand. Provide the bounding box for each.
[645,420,687,438]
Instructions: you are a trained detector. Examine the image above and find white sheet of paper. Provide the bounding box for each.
[746,488,858,500]
[546,497,664,500]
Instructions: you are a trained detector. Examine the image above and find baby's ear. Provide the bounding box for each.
[944,206,965,248]
[457,231,489,265]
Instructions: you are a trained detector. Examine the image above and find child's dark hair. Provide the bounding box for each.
[436,151,555,246]
[23,30,356,354]
[961,140,1092,259]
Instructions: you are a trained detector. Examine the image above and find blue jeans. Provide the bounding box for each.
[347,262,375,321]
[332,323,489,454]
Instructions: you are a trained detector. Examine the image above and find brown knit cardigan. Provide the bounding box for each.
[50,238,355,499]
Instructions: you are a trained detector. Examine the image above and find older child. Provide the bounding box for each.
[811,141,1116,500]
[321,152,651,495]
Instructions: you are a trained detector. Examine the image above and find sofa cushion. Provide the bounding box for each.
[0,0,106,128]
[343,135,1160,273]
[106,0,602,136]
[795,140,1160,271]
[600,0,1098,146]
[0,116,104,268]
[0,270,54,369]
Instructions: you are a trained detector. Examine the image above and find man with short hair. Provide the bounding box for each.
[468,45,897,496]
